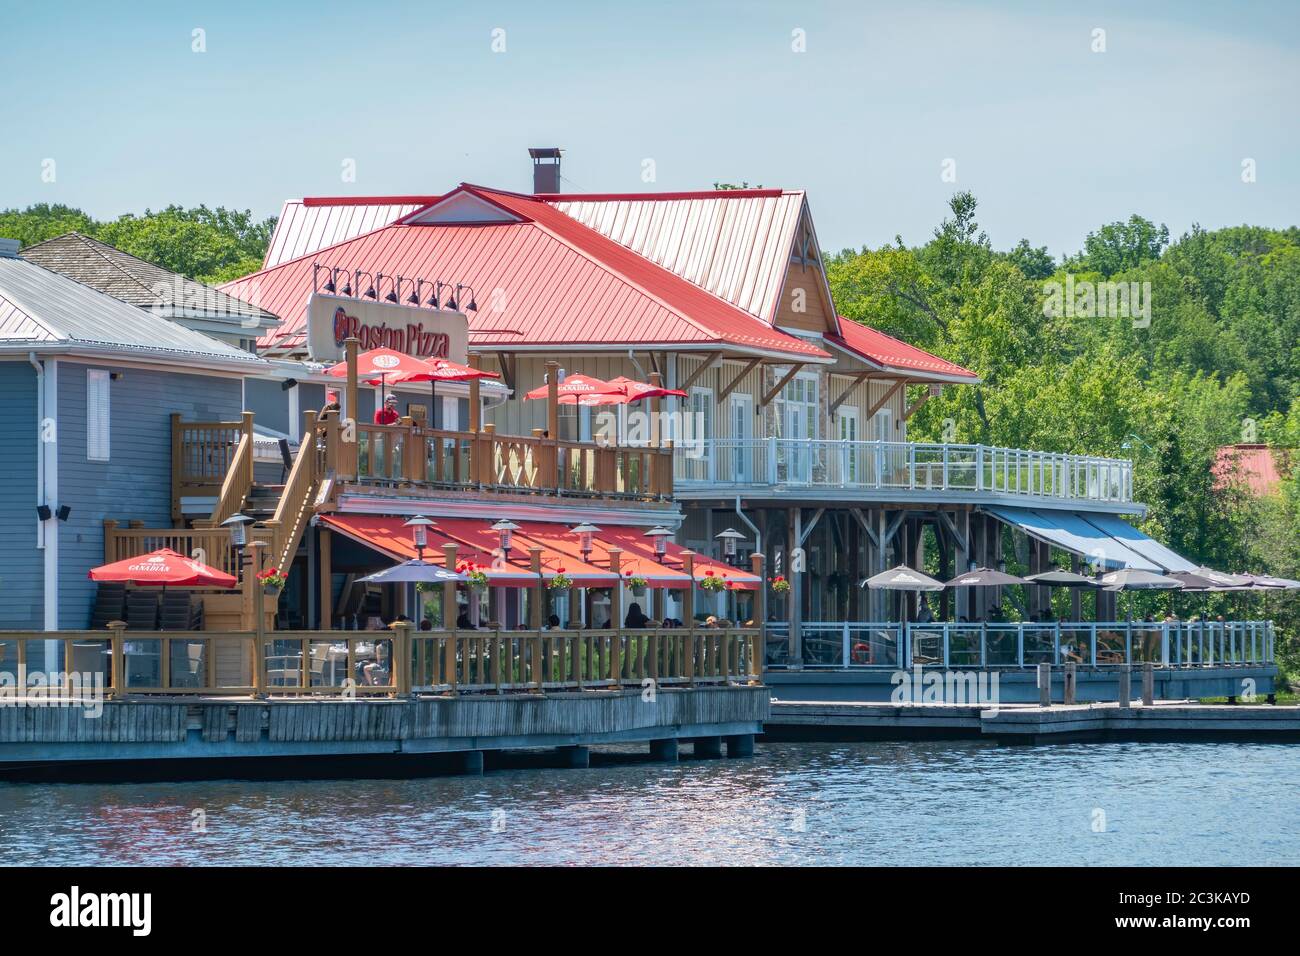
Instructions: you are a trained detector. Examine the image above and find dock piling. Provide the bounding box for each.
[724,734,755,758]
[649,738,679,762]
[1118,664,1132,708]
[1037,663,1051,706]
[694,736,723,759]
[1063,663,1077,705]
[1142,662,1154,706]
[558,745,590,768]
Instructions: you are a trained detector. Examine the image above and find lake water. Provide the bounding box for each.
[1,741,1295,866]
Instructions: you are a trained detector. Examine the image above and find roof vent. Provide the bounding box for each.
[0,238,20,259]
[529,147,561,194]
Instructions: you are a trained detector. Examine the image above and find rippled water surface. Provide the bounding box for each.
[0,742,1296,865]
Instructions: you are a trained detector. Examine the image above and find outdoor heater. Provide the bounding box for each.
[715,528,746,566]
[221,513,257,581]
[571,522,600,564]
[404,515,436,561]
[645,526,673,562]
[492,519,520,561]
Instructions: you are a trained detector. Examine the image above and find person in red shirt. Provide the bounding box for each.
[374,394,400,425]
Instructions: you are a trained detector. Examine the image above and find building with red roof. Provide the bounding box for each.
[1214,444,1291,497]
[217,150,1164,660]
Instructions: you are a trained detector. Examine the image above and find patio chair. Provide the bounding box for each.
[159,591,195,631]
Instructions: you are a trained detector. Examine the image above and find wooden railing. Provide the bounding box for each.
[265,411,324,577]
[172,412,253,523]
[103,521,238,576]
[0,625,761,698]
[340,416,673,500]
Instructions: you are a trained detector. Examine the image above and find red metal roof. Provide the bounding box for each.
[1213,445,1288,496]
[225,185,830,362]
[829,317,980,383]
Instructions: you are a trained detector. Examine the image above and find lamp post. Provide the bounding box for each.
[492,519,520,562]
[571,522,600,565]
[644,526,673,563]
[404,515,435,562]
[221,513,256,575]
[715,528,746,567]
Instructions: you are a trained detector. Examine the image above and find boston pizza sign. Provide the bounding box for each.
[306,293,468,364]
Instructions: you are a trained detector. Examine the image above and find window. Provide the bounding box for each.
[86,369,110,461]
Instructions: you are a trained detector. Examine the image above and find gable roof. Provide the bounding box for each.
[265,197,440,268]
[20,232,278,327]
[545,189,806,323]
[0,255,267,369]
[827,317,980,383]
[223,184,831,362]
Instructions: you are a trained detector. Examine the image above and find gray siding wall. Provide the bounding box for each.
[245,377,288,434]
[57,361,242,628]
[0,363,42,628]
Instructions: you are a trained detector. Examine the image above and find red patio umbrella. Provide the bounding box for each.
[89,548,237,589]
[523,373,624,404]
[325,348,436,409]
[377,358,501,427]
[577,375,687,406]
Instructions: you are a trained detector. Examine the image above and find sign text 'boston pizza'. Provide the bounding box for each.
[306,293,469,364]
[332,306,449,358]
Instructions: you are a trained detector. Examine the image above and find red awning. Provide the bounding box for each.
[595,528,762,590]
[319,515,618,586]
[501,522,695,589]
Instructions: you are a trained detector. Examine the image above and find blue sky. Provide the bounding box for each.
[1,0,1296,255]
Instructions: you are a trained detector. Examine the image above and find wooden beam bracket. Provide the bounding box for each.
[718,357,762,402]
[760,363,805,407]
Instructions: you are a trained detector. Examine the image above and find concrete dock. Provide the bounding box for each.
[766,699,1300,744]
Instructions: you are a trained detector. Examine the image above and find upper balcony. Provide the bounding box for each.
[673,438,1136,511]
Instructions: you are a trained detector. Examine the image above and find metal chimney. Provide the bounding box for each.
[529,147,562,194]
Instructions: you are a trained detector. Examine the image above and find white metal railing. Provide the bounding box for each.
[674,438,1133,503]
[764,620,1275,669]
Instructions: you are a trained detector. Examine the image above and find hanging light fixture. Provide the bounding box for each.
[428,281,442,309]
[571,522,600,564]
[458,284,478,312]
[323,267,337,294]
[383,273,398,303]
[404,514,436,561]
[445,286,459,311]
[645,526,673,562]
[715,528,746,566]
[407,278,422,306]
[491,519,521,560]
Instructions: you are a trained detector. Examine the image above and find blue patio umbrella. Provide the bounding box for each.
[356,560,465,585]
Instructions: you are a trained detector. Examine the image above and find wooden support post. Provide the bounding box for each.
[682,551,696,685]
[649,372,663,448]
[529,547,544,630]
[318,527,332,630]
[107,621,126,698]
[608,547,623,681]
[1038,662,1052,706]
[1142,661,1154,706]
[545,360,560,440]
[249,540,268,696]
[750,552,766,680]
[392,621,413,696]
[1118,663,1132,708]
[1063,662,1077,705]
[241,410,256,488]
[468,354,482,432]
[442,543,459,630]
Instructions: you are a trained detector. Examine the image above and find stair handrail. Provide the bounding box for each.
[265,411,321,577]
[207,411,256,527]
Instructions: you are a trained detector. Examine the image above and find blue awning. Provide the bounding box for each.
[985,506,1165,571]
[1075,513,1198,572]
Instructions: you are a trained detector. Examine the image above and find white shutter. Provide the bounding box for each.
[86,369,110,461]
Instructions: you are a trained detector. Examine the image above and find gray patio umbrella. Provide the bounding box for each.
[1024,569,1101,587]
[1168,569,1248,592]
[1244,574,1300,589]
[861,565,945,591]
[357,560,465,584]
[1098,568,1183,590]
[944,567,1028,588]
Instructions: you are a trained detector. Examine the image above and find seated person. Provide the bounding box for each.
[419,619,433,631]
[545,614,561,630]
[456,608,475,630]
[624,602,650,629]
[362,641,392,685]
